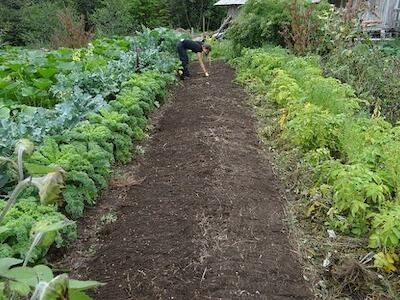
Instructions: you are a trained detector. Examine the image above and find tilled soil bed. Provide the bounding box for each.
[58,61,313,299]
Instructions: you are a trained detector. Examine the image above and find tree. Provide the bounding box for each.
[131,0,168,29]
[74,0,101,29]
[0,0,26,45]
[0,0,77,46]
[90,0,168,36]
[0,0,224,46]
[90,0,135,36]
[166,0,224,31]
[20,2,77,48]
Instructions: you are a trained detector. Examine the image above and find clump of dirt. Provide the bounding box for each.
[56,61,313,299]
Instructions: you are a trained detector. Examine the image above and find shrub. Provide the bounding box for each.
[89,0,168,36]
[322,43,400,122]
[0,1,26,46]
[20,1,77,48]
[90,0,135,36]
[302,76,360,114]
[209,40,237,62]
[228,0,331,54]
[282,0,330,55]
[227,0,291,50]
[326,162,389,235]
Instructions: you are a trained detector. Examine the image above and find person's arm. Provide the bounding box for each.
[197,52,209,77]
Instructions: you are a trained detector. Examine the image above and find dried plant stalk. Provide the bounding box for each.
[52,9,95,49]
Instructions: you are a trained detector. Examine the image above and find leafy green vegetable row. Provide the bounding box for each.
[0,28,181,298]
[0,70,176,265]
[0,37,131,108]
[232,47,400,272]
[0,27,182,155]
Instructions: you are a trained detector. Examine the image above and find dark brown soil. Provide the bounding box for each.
[61,61,313,299]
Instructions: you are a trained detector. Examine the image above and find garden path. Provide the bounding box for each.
[62,61,313,299]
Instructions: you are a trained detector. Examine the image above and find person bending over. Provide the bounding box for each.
[176,39,212,79]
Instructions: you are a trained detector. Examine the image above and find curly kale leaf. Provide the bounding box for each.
[112,133,133,163]
[61,121,114,155]
[136,117,147,130]
[133,127,145,141]
[63,186,85,220]
[138,101,152,115]
[65,170,97,206]
[85,109,136,163]
[0,198,76,261]
[88,109,133,138]
[29,138,94,175]
[122,72,163,102]
[73,142,112,189]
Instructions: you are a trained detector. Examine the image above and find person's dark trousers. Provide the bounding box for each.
[177,41,189,78]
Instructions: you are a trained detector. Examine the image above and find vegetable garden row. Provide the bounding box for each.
[0,28,183,299]
[212,0,400,296]
[217,44,400,292]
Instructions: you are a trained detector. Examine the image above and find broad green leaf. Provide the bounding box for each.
[21,86,37,98]
[25,65,37,75]
[0,79,11,89]
[0,258,23,273]
[69,291,92,300]
[54,48,74,60]
[0,225,10,235]
[9,281,31,296]
[0,107,10,119]
[33,265,54,282]
[4,81,19,92]
[21,106,38,115]
[32,78,53,90]
[38,67,57,79]
[93,48,104,55]
[7,63,24,72]
[69,279,105,290]
[84,58,107,71]
[56,61,76,72]
[5,266,38,287]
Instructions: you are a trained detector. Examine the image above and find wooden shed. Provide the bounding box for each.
[214,0,247,37]
[214,0,247,17]
[349,0,400,36]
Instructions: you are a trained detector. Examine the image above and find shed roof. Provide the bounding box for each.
[214,0,247,6]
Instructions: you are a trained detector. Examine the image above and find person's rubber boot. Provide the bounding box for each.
[183,66,190,80]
